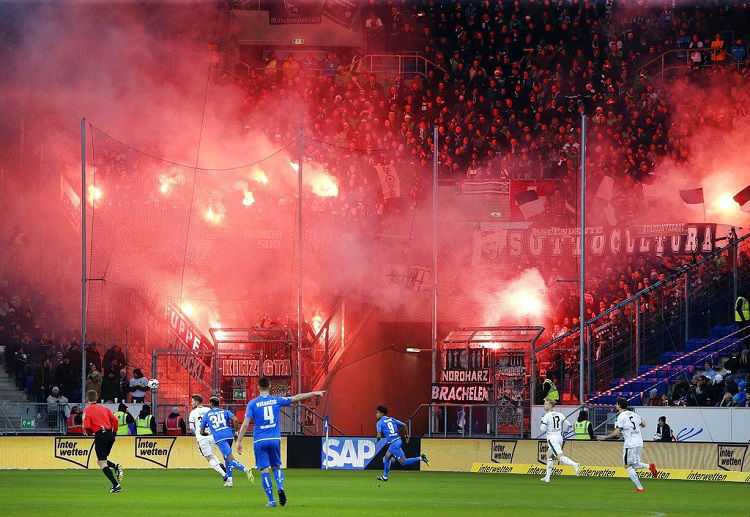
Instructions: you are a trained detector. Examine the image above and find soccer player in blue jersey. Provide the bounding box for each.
[375,405,429,482]
[237,377,324,508]
[199,396,253,487]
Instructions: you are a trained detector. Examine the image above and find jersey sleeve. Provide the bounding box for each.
[244,402,254,421]
[392,418,405,428]
[376,419,383,434]
[199,413,209,430]
[188,413,195,431]
[615,413,624,430]
[224,409,234,421]
[277,396,292,407]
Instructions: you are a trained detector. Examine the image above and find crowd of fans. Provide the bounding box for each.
[0,279,153,407]
[4,1,750,418]
[643,347,750,407]
[223,0,749,231]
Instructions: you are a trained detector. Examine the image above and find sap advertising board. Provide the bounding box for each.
[321,438,387,469]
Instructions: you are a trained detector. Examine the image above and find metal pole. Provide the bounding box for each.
[124,327,129,372]
[635,297,641,372]
[432,125,438,385]
[81,117,87,404]
[151,351,157,413]
[579,114,586,404]
[586,326,592,393]
[431,125,438,434]
[530,337,537,405]
[297,127,303,402]
[685,270,690,342]
[732,243,738,310]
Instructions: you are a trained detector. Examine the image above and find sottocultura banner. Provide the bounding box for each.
[470,463,750,483]
[0,436,286,470]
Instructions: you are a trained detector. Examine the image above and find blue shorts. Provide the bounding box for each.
[254,439,282,470]
[386,438,405,460]
[216,439,233,459]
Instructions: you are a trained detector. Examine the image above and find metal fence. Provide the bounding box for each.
[535,232,750,403]
[0,402,71,435]
[407,403,526,439]
[151,402,344,438]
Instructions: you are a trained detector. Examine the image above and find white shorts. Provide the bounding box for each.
[546,435,564,458]
[623,446,642,466]
[197,436,216,457]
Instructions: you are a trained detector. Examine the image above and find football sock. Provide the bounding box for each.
[261,473,274,503]
[226,462,233,478]
[273,468,285,490]
[633,462,649,469]
[559,456,576,466]
[546,459,553,478]
[209,457,226,477]
[402,457,421,466]
[106,460,117,469]
[102,467,118,487]
[627,467,643,490]
[229,459,247,472]
[383,456,391,478]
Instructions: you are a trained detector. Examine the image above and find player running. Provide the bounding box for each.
[237,377,324,508]
[598,398,659,492]
[375,405,429,482]
[539,398,580,482]
[188,394,228,483]
[199,396,253,487]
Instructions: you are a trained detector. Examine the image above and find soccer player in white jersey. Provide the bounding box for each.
[598,398,658,492]
[539,398,580,482]
[188,394,228,482]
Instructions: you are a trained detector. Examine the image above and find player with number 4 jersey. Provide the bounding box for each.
[538,398,580,482]
[375,405,429,482]
[237,377,324,508]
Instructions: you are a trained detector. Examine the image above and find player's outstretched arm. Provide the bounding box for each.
[597,427,621,441]
[290,391,325,403]
[236,418,251,454]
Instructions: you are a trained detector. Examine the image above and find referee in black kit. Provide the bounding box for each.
[82,390,124,493]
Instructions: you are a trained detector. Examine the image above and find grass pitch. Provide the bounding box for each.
[0,469,747,517]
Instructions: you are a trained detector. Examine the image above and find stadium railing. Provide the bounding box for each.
[534,231,750,403]
[219,51,447,85]
[406,403,526,439]
[642,47,745,79]
[0,403,67,435]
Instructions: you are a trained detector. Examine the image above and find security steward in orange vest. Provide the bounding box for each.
[66,406,84,435]
[162,406,187,435]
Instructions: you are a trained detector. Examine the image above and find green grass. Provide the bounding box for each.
[0,469,747,517]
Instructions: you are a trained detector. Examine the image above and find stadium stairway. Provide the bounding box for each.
[0,372,29,403]
[586,325,745,406]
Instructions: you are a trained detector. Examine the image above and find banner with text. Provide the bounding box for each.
[0,436,286,470]
[477,223,730,262]
[420,438,749,474]
[431,383,492,403]
[164,304,214,382]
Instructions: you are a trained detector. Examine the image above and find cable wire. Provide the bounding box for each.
[88,123,297,171]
